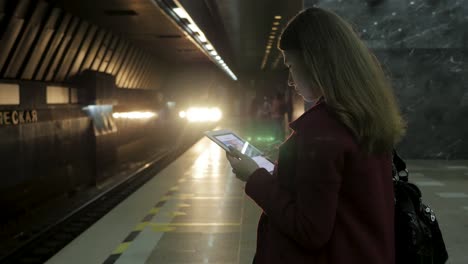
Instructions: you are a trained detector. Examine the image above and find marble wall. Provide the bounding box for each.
[303,0,468,159]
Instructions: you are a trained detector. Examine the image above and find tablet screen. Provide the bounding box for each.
[212,133,275,173]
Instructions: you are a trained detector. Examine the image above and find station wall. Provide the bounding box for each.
[304,0,468,159]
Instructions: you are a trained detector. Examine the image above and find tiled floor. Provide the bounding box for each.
[46,126,468,264]
[405,161,468,264]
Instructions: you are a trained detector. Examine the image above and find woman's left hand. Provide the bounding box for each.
[226,146,259,182]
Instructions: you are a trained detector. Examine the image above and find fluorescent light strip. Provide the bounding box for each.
[173,7,189,19]
[188,23,200,33]
[169,4,237,81]
[198,34,207,42]
[261,15,283,70]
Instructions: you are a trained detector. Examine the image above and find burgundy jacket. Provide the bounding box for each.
[245,97,395,264]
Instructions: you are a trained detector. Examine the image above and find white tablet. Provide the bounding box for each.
[204,129,275,174]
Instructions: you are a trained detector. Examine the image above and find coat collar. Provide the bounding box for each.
[289,96,325,131]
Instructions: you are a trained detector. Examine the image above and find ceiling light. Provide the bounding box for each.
[188,23,200,33]
[273,22,280,26]
[269,36,275,39]
[198,33,207,42]
[162,4,238,82]
[173,8,189,19]
[272,27,278,30]
[274,16,282,19]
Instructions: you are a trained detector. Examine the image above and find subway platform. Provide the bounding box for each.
[45,122,468,264]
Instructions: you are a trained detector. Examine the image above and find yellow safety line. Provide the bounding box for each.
[112,242,131,254]
[148,207,160,214]
[148,222,241,227]
[134,221,149,231]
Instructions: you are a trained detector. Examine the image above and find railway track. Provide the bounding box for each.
[0,146,186,264]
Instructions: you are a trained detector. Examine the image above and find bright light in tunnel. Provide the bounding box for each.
[205,44,213,50]
[113,111,157,119]
[181,107,222,122]
[210,50,217,56]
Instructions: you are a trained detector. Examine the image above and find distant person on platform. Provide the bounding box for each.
[225,7,407,264]
[258,96,272,120]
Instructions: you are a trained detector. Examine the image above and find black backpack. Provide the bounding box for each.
[392,148,449,264]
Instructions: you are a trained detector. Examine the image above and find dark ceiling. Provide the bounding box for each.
[50,0,303,80]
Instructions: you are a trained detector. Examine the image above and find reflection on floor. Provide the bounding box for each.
[46,136,468,264]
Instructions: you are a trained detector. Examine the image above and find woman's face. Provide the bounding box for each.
[283,50,322,102]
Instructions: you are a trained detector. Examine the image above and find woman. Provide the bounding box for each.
[226,7,407,264]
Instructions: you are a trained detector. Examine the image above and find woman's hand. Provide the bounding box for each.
[225,146,259,182]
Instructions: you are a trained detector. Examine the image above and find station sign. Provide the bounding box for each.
[0,110,38,125]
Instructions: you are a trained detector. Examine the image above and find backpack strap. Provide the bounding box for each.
[393,148,409,182]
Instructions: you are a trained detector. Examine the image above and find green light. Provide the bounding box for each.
[247,137,252,141]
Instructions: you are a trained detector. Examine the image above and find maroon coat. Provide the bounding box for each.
[245,97,395,264]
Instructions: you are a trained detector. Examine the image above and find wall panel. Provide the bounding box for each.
[124,49,144,88]
[130,52,150,88]
[4,1,49,78]
[146,65,158,89]
[90,31,112,71]
[110,40,129,76]
[140,59,154,89]
[116,46,135,87]
[22,8,61,80]
[45,16,79,81]
[0,1,162,90]
[132,56,151,89]
[34,13,72,80]
[121,48,141,88]
[141,64,155,89]
[67,25,98,78]
[0,0,30,73]
[55,21,89,82]
[98,35,119,72]
[79,28,106,73]
[105,38,125,74]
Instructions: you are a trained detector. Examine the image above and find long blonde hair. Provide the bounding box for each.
[279,7,407,155]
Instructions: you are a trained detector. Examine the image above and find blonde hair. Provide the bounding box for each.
[279,7,407,155]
